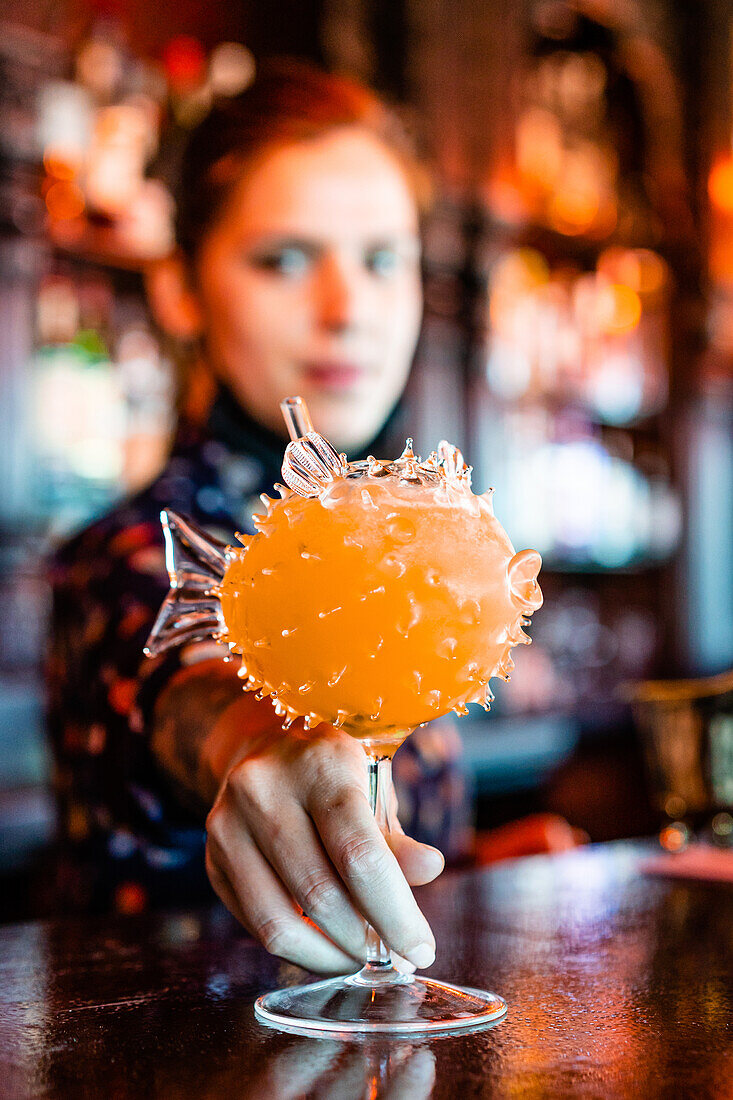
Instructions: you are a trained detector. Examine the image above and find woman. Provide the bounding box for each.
[49,61,575,974]
[49,61,465,974]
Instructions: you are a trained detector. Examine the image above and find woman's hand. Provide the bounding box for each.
[204,722,444,974]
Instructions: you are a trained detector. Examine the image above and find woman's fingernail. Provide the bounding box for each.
[392,953,416,974]
[424,846,445,870]
[406,942,435,969]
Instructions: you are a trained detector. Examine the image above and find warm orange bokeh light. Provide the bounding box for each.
[42,151,78,181]
[516,108,564,189]
[596,282,642,335]
[659,823,689,853]
[708,156,733,215]
[548,187,601,234]
[598,247,668,298]
[45,180,85,221]
[162,35,207,91]
[115,881,148,915]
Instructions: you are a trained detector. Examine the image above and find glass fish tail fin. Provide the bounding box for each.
[144,509,229,657]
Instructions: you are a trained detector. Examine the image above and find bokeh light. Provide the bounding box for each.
[45,180,85,221]
[708,155,733,215]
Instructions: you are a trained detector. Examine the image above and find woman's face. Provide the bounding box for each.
[192,127,423,452]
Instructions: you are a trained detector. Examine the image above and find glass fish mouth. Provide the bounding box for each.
[282,429,473,499]
[344,459,444,486]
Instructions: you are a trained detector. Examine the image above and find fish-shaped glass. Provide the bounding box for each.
[145,395,543,1035]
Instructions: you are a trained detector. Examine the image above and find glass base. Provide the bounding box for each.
[254,964,507,1036]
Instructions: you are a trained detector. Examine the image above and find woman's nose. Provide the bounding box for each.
[315,253,362,332]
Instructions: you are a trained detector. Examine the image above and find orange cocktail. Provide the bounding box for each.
[218,437,542,755]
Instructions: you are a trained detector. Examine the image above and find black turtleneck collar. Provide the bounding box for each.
[204,383,412,476]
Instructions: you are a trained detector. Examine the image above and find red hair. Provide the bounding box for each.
[175,58,428,261]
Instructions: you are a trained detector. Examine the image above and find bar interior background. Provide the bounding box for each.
[1,0,732,920]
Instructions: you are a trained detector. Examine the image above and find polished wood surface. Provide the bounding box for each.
[1,843,731,1098]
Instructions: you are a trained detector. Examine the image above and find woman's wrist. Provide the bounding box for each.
[202,689,292,792]
[151,658,252,811]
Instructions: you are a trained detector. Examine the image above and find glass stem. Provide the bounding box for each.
[365,754,394,969]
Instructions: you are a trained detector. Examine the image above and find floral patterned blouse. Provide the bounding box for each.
[47,387,471,915]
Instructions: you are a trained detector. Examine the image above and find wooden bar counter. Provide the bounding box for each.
[1,843,731,1098]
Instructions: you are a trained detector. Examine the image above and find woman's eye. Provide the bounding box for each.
[365,247,400,277]
[252,247,311,277]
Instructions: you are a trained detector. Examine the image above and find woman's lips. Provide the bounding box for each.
[301,362,371,390]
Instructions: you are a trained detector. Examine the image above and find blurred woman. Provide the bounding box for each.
[49,60,577,974]
[49,61,466,974]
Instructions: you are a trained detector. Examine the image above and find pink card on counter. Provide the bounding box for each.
[641,844,733,884]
